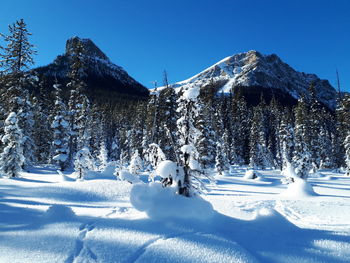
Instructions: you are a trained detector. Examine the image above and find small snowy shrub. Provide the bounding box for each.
[129,150,143,175]
[244,169,260,180]
[114,169,141,184]
[74,147,94,179]
[156,160,184,188]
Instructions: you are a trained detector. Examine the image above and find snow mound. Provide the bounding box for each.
[118,170,141,184]
[57,170,75,182]
[281,178,318,198]
[243,170,261,180]
[323,175,336,181]
[253,208,298,233]
[156,160,178,178]
[130,182,214,221]
[43,205,76,221]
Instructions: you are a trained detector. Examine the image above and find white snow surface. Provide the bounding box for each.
[1,166,350,263]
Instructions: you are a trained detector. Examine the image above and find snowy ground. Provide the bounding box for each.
[1,166,350,263]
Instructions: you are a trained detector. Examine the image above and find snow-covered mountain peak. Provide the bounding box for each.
[171,50,337,109]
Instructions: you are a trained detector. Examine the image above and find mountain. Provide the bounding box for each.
[170,50,337,109]
[34,36,149,100]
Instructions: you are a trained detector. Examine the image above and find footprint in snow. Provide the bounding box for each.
[65,222,96,263]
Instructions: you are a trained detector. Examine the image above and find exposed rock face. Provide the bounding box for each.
[34,36,149,99]
[171,50,337,109]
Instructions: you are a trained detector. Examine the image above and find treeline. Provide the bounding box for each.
[0,19,349,184]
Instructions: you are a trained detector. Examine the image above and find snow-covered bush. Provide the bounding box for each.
[74,147,94,179]
[130,182,214,221]
[243,169,261,180]
[281,177,317,198]
[0,112,25,178]
[156,160,184,188]
[129,150,143,174]
[280,162,298,184]
[114,169,141,184]
[144,143,166,175]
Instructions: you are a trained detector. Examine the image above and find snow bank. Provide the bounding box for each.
[281,178,317,198]
[117,170,141,184]
[43,205,76,221]
[252,208,297,233]
[57,170,75,182]
[130,182,214,221]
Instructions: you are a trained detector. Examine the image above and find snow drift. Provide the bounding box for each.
[130,182,214,221]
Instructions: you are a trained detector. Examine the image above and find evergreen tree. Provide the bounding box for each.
[110,130,121,161]
[279,108,294,170]
[129,150,143,175]
[66,39,91,162]
[215,140,229,175]
[293,95,311,179]
[196,99,216,168]
[51,84,70,171]
[0,19,37,167]
[176,86,213,196]
[0,19,36,76]
[0,112,24,177]
[98,140,108,171]
[345,132,350,176]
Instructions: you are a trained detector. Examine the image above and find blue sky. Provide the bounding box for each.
[1,0,349,91]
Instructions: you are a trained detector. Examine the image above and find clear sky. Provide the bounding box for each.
[1,0,349,91]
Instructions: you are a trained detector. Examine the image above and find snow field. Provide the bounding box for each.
[0,166,350,262]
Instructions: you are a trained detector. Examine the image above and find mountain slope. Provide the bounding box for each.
[171,51,337,109]
[34,36,149,99]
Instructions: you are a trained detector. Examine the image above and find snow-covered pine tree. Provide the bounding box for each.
[249,106,266,169]
[231,91,250,165]
[32,78,52,164]
[67,39,91,162]
[176,86,213,197]
[110,131,121,161]
[20,90,36,167]
[98,140,108,171]
[51,84,70,171]
[336,94,350,168]
[129,149,143,175]
[293,95,311,179]
[0,19,37,166]
[74,147,94,179]
[279,108,294,170]
[215,140,229,175]
[345,132,350,176]
[0,112,24,177]
[308,83,322,171]
[144,143,166,173]
[196,99,216,168]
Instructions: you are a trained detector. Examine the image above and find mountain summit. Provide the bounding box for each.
[34,36,149,99]
[172,51,337,109]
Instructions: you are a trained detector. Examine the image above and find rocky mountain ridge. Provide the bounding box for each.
[34,36,149,99]
[170,50,337,109]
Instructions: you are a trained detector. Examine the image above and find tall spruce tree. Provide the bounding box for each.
[293,95,311,179]
[176,86,210,196]
[51,84,70,171]
[0,19,37,167]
